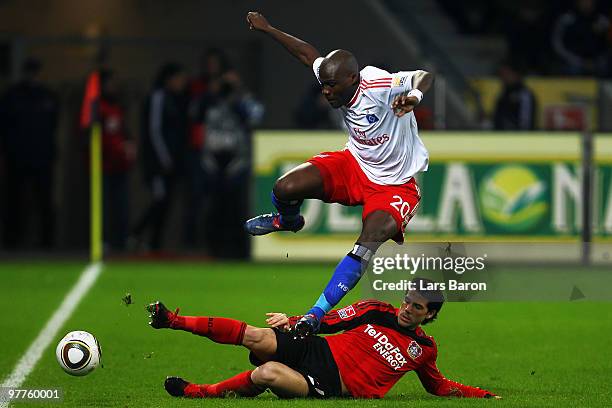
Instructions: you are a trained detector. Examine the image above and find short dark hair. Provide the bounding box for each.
[407,277,445,325]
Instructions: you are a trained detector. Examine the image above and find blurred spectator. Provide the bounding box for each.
[183,48,234,248]
[436,0,499,34]
[188,48,232,151]
[552,0,610,76]
[98,69,135,252]
[503,5,550,74]
[609,6,612,70]
[200,70,263,259]
[0,58,59,249]
[131,63,188,251]
[493,62,537,130]
[295,84,343,129]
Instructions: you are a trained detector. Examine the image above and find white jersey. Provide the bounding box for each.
[313,58,429,185]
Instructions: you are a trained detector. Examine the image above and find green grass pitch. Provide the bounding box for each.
[0,261,611,407]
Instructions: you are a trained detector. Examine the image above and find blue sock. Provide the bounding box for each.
[307,244,373,320]
[271,191,302,226]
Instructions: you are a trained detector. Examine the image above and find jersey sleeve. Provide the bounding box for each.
[416,346,496,398]
[312,57,324,84]
[288,300,397,334]
[388,71,418,100]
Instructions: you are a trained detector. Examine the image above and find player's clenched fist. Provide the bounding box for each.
[391,94,419,117]
[247,11,271,32]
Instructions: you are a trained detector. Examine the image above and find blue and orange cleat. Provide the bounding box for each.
[244,213,305,236]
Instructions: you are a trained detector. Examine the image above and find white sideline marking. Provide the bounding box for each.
[0,262,103,407]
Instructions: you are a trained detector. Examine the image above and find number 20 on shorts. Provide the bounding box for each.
[390,195,411,219]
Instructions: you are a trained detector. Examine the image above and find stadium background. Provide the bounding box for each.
[1,0,611,407]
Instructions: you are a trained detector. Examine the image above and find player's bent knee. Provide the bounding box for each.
[359,230,390,243]
[273,177,298,200]
[360,215,399,243]
[252,362,283,385]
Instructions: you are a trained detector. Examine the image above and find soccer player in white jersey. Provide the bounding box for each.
[245,11,434,337]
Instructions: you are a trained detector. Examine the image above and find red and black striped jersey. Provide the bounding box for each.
[290,300,493,399]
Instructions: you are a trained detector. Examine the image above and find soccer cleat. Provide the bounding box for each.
[293,314,321,339]
[146,301,179,329]
[244,213,305,236]
[165,377,211,398]
[164,377,189,397]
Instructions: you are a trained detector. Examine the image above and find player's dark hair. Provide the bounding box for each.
[408,277,445,325]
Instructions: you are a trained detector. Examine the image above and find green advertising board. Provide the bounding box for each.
[595,134,612,242]
[253,131,612,260]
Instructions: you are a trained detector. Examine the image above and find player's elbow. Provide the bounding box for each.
[420,70,434,83]
[300,48,321,67]
[412,70,434,92]
[422,382,446,397]
[424,385,441,396]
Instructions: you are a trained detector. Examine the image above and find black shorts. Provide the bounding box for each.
[249,329,342,398]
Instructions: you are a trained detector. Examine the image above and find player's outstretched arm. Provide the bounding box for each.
[416,352,500,399]
[246,11,321,67]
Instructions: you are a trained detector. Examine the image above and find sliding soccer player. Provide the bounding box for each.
[147,278,498,399]
[243,11,433,337]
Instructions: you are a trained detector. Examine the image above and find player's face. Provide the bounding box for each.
[319,65,358,109]
[398,291,434,328]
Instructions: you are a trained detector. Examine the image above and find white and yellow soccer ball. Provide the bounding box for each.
[55,331,101,376]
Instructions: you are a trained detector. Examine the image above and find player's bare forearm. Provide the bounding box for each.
[267,27,321,67]
[247,11,320,67]
[412,70,434,94]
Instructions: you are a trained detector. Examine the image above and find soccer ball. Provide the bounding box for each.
[55,331,101,376]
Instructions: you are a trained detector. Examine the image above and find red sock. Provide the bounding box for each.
[208,370,263,397]
[185,371,263,398]
[171,316,246,345]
